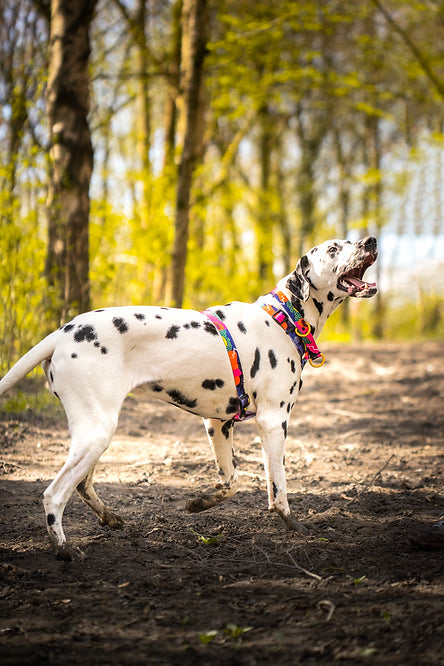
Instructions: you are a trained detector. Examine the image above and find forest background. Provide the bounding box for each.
[1,0,443,374]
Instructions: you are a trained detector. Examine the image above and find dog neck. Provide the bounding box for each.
[275,276,343,339]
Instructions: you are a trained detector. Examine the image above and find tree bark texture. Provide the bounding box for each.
[45,0,97,322]
[171,0,207,308]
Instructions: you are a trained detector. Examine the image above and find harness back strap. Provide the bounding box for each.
[201,310,255,421]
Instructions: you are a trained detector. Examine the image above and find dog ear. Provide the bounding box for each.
[287,254,310,302]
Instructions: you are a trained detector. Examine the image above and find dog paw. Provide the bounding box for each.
[409,519,444,551]
[99,511,124,530]
[54,543,86,561]
[186,495,215,513]
[274,509,309,535]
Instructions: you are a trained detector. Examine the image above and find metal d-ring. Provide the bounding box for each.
[295,320,311,337]
[309,353,325,368]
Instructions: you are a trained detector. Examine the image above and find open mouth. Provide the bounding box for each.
[337,252,378,298]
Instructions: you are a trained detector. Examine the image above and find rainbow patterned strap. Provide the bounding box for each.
[258,290,325,368]
[201,310,255,421]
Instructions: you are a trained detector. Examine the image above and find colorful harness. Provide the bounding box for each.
[201,310,255,421]
[201,292,324,422]
[258,289,325,369]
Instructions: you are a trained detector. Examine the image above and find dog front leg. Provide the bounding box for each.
[256,416,307,535]
[186,418,239,513]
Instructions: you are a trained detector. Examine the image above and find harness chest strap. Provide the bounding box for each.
[201,310,254,421]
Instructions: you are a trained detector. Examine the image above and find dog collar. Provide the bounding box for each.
[258,290,325,368]
[201,310,255,422]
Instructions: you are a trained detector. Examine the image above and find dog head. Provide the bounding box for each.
[287,237,378,303]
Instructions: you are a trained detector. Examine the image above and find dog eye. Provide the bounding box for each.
[328,246,337,256]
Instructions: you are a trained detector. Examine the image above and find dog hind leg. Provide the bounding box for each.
[77,466,124,529]
[43,421,117,560]
[186,418,239,513]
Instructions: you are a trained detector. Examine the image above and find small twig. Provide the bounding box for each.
[286,551,322,581]
[346,453,395,506]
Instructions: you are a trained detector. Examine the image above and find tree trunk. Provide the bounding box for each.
[257,103,274,288]
[45,0,97,322]
[162,0,182,177]
[171,0,208,308]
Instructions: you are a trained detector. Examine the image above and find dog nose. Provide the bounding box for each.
[359,236,377,253]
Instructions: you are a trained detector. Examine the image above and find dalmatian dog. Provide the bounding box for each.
[0,237,377,560]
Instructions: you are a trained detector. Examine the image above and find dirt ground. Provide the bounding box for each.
[0,340,443,665]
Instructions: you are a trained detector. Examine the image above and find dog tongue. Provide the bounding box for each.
[345,277,376,292]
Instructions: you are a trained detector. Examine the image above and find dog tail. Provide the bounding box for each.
[0,331,59,397]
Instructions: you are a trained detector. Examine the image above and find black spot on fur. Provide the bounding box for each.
[299,379,303,391]
[311,247,318,253]
[155,315,162,319]
[74,324,97,343]
[226,397,239,414]
[204,320,218,335]
[95,309,105,312]
[63,323,75,333]
[287,274,304,301]
[289,296,304,318]
[112,318,129,334]
[300,255,309,271]
[327,291,335,301]
[202,379,225,390]
[94,341,100,347]
[151,383,163,393]
[250,348,261,378]
[215,309,226,320]
[222,421,234,439]
[208,427,215,437]
[101,347,108,354]
[134,313,145,320]
[287,403,292,413]
[71,353,78,359]
[281,421,288,438]
[218,467,224,476]
[166,325,180,339]
[237,321,247,334]
[265,320,270,327]
[280,401,285,408]
[166,389,197,409]
[183,323,190,329]
[268,349,277,369]
[272,482,278,499]
[231,447,237,468]
[191,321,201,328]
[287,358,296,373]
[313,298,324,315]
[47,513,56,526]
